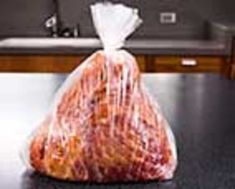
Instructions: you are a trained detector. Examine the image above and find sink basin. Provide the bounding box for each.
[0,37,225,49]
[0,38,102,48]
[0,37,229,56]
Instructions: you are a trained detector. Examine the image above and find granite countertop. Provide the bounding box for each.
[0,73,235,189]
[0,37,229,55]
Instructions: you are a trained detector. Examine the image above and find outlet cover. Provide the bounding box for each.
[160,12,177,24]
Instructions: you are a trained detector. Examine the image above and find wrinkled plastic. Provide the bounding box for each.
[23,2,177,182]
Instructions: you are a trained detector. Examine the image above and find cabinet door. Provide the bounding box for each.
[0,55,146,73]
[230,64,235,79]
[136,56,146,72]
[0,55,85,72]
[154,56,225,73]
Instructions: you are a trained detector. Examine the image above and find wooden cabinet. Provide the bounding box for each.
[230,38,235,79]
[0,55,85,72]
[0,55,146,73]
[142,55,230,78]
[231,64,235,79]
[153,56,226,73]
[0,54,231,78]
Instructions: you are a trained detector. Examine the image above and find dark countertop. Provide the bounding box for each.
[0,38,229,56]
[0,73,235,189]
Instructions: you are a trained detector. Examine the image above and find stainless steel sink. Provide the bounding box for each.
[0,37,225,49]
[0,37,228,56]
[0,38,102,48]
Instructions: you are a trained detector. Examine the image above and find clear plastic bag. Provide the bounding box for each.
[22,2,177,182]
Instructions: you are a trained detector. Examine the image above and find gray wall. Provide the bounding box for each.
[58,0,208,39]
[0,0,234,38]
[0,0,53,37]
[191,0,235,22]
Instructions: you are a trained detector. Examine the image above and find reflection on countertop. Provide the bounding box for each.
[0,74,234,189]
[21,171,178,189]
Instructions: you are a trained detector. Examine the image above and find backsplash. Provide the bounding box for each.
[58,0,208,39]
[0,0,53,37]
[0,0,234,38]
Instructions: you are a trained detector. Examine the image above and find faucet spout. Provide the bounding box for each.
[45,14,59,37]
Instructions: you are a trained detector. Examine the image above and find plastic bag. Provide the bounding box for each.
[23,2,177,182]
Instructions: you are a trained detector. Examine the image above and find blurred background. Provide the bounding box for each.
[0,0,234,38]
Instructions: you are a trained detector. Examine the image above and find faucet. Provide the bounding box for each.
[45,14,59,37]
[44,0,61,37]
[44,0,80,38]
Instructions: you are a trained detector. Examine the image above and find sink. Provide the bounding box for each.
[0,38,102,48]
[0,37,225,49]
[0,37,229,56]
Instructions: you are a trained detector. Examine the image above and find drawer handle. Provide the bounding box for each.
[181,59,197,66]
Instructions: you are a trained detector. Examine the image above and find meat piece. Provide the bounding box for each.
[29,50,177,182]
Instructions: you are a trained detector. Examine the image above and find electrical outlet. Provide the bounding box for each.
[160,12,177,24]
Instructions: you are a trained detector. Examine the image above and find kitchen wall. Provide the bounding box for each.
[58,0,208,39]
[194,0,235,22]
[0,0,53,37]
[0,0,234,38]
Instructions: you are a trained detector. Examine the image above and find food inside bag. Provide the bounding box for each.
[24,2,177,182]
